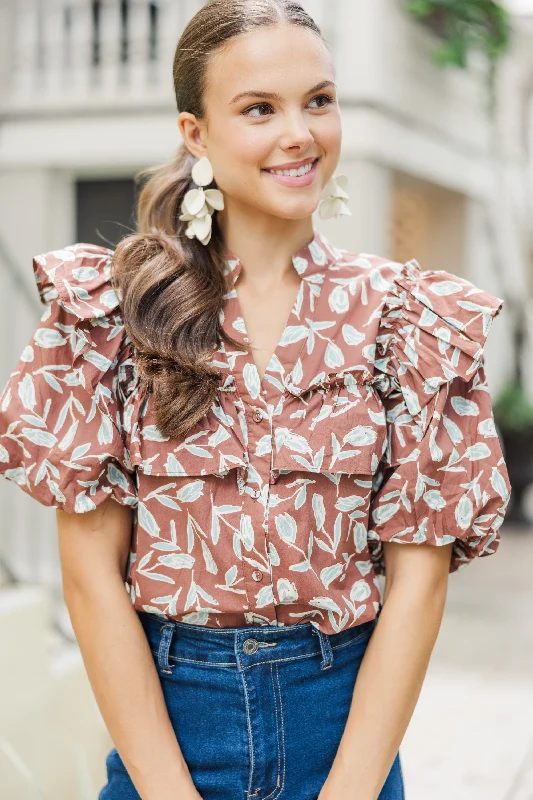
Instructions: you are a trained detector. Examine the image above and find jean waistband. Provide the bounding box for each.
[137,611,377,674]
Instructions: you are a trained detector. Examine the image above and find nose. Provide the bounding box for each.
[279,111,314,152]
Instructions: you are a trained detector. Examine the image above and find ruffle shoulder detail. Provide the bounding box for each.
[375,258,504,419]
[32,243,132,401]
[33,242,120,319]
[0,243,137,513]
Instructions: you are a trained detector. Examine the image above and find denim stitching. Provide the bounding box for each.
[317,629,334,670]
[143,615,375,636]
[272,662,286,799]
[151,651,235,666]
[240,668,256,800]
[142,616,317,634]
[157,625,175,675]
[150,638,368,668]
[149,625,373,668]
[256,663,282,800]
[331,630,373,652]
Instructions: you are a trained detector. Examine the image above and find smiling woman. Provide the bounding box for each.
[0,2,511,800]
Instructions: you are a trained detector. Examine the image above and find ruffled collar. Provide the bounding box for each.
[222,229,341,287]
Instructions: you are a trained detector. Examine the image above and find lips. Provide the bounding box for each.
[262,158,319,188]
[263,158,318,178]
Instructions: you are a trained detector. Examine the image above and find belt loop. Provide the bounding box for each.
[157,623,176,674]
[314,627,334,670]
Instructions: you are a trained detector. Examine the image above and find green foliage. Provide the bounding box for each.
[406,0,511,69]
[493,379,533,433]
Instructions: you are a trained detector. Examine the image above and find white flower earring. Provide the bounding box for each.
[318,174,351,220]
[179,156,225,246]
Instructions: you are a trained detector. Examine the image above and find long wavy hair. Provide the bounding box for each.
[111,0,322,439]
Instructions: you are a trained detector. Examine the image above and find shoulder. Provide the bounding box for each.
[31,242,134,394]
[324,239,505,413]
[327,241,504,324]
[33,242,120,319]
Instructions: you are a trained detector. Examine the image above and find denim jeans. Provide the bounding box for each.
[98,611,404,800]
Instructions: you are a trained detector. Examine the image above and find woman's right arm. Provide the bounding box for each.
[56,496,202,800]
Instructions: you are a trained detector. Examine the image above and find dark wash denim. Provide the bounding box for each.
[98,611,404,800]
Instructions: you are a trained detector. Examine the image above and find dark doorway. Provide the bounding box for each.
[76,178,137,248]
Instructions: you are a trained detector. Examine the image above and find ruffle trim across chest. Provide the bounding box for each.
[31,241,504,481]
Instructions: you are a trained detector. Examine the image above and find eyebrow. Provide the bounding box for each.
[230,80,336,105]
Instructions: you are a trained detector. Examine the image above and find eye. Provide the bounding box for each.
[308,93,335,110]
[241,102,274,118]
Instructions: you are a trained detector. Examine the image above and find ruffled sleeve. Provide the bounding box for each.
[0,243,138,513]
[368,258,511,573]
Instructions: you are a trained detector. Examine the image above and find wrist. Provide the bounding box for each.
[136,758,199,800]
[321,755,379,800]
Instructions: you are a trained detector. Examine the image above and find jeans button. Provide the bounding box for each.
[243,638,259,654]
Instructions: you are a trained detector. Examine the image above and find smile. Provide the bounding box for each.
[262,158,319,187]
[265,159,316,177]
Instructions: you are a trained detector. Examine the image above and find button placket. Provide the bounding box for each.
[238,403,279,624]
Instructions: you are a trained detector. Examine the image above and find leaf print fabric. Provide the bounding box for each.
[367,260,511,573]
[0,245,137,513]
[0,235,511,635]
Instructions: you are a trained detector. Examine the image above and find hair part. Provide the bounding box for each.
[111,0,323,439]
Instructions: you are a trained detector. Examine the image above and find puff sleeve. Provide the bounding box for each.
[368,259,511,573]
[0,244,138,513]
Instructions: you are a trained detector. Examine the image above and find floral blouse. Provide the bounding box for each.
[0,233,511,635]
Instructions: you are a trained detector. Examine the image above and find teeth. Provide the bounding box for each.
[269,160,315,177]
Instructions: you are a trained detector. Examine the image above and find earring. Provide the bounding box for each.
[179,156,225,246]
[318,174,351,220]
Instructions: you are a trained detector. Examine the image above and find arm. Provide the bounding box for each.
[319,540,452,800]
[57,497,202,800]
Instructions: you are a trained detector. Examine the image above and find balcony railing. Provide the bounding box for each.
[7,0,202,112]
[5,0,330,114]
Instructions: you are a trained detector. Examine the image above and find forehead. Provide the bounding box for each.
[205,24,334,102]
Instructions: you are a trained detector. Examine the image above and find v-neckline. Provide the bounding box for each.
[234,270,303,386]
[219,231,339,406]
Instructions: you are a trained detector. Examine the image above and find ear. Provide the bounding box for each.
[178,112,208,161]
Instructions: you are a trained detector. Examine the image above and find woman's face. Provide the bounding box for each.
[181,24,342,222]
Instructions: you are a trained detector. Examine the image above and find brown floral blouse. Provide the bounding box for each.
[0,233,511,634]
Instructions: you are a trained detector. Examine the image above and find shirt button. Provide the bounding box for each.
[252,410,262,423]
[252,570,263,582]
[252,489,261,499]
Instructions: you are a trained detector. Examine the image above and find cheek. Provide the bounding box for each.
[210,126,275,194]
[314,116,342,164]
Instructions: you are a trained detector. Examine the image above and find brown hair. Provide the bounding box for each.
[111,0,322,438]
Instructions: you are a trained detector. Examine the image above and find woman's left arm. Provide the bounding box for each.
[319,539,453,800]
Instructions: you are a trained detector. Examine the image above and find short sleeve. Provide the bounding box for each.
[0,244,138,513]
[368,259,511,573]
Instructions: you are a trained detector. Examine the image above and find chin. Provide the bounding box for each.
[268,197,320,221]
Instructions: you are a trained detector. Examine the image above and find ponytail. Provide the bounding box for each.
[111,145,242,439]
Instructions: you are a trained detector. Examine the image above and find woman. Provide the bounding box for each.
[0,2,511,799]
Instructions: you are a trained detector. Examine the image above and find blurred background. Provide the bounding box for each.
[0,1,532,798]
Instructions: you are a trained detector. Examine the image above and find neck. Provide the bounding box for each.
[217,200,315,286]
